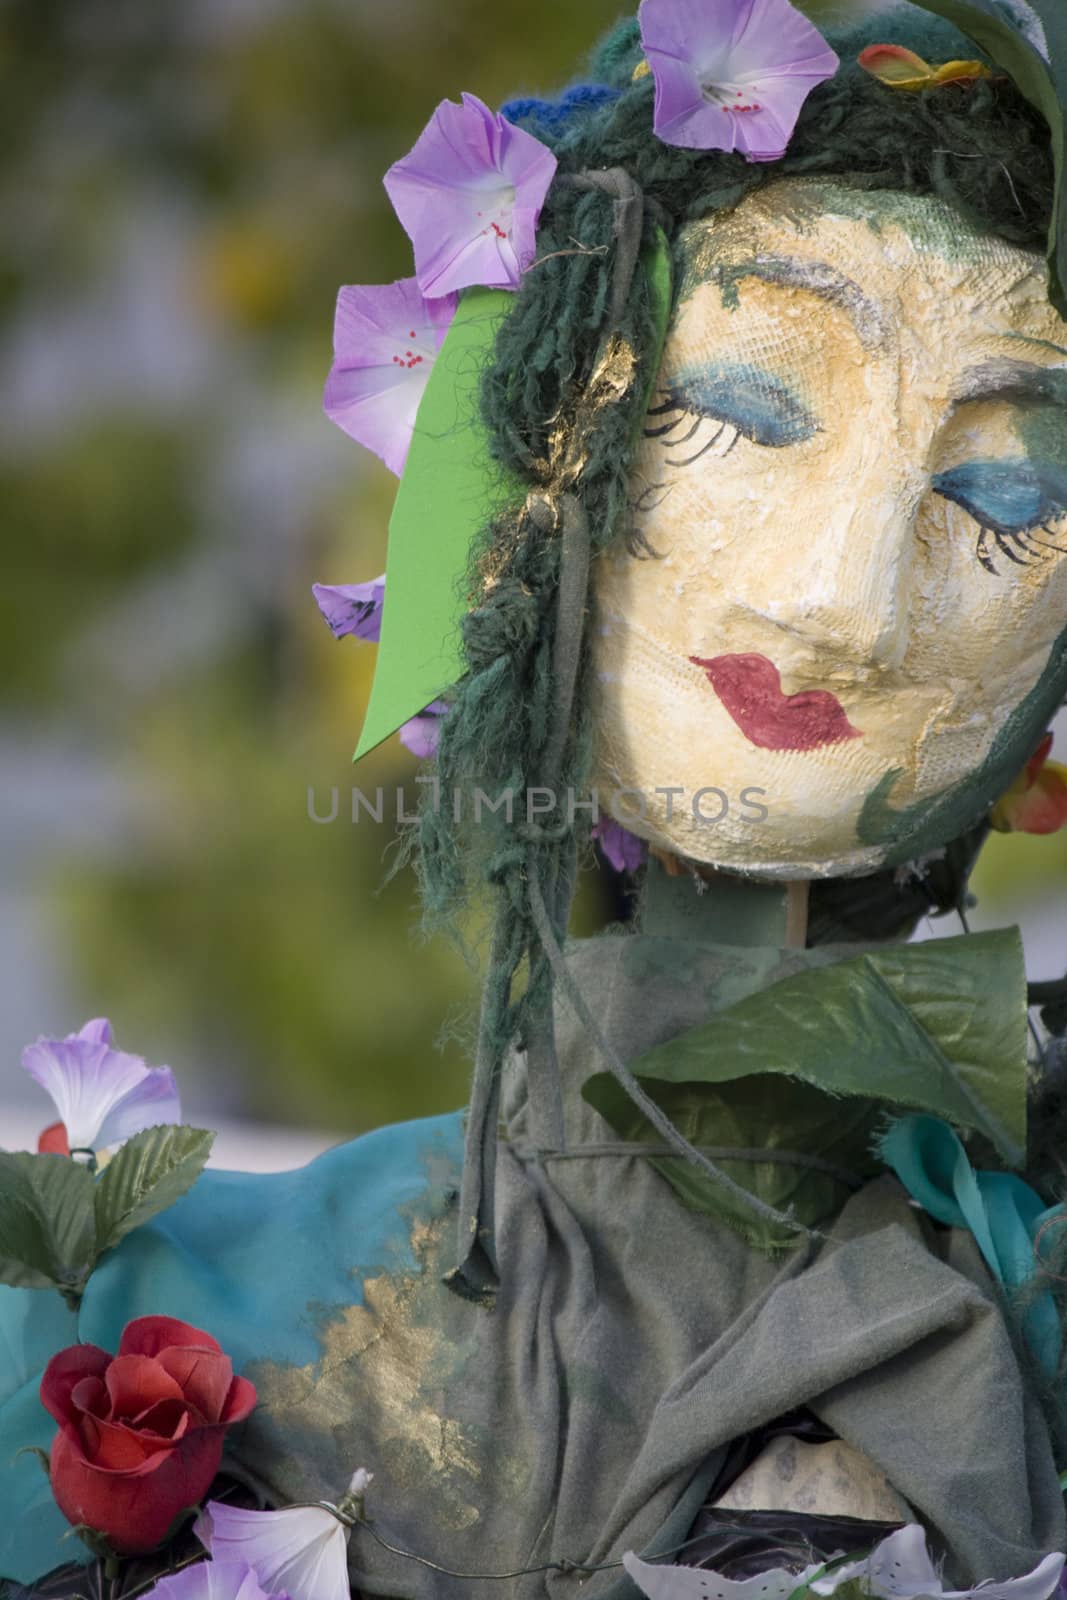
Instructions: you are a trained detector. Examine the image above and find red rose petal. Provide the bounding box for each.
[106,1355,185,1421]
[48,1422,227,1555]
[70,1376,109,1419]
[220,1372,258,1424]
[157,1346,233,1423]
[134,1398,195,1441]
[119,1317,224,1361]
[89,1416,174,1471]
[40,1344,113,1431]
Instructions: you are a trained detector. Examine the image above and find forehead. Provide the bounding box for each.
[674,178,1059,339]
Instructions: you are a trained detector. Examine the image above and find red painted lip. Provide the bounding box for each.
[690,652,863,752]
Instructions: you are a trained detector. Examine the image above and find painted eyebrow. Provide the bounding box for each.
[950,357,1067,408]
[711,252,892,351]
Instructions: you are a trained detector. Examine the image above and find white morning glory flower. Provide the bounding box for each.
[624,1526,1065,1600]
[194,1471,372,1600]
[21,1017,181,1158]
[810,1525,1064,1600]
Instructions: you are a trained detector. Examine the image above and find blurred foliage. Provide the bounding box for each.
[1,417,197,702]
[0,0,624,1133]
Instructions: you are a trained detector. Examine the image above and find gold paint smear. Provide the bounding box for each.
[244,1209,487,1534]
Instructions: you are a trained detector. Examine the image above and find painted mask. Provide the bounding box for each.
[590,177,1067,876]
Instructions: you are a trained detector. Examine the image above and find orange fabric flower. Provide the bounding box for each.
[990,734,1067,834]
[858,43,992,92]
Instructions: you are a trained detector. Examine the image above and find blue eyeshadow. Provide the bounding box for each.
[666,362,819,448]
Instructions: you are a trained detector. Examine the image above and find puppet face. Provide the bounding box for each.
[590,179,1067,876]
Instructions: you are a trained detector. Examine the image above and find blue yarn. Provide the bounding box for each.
[501,82,621,133]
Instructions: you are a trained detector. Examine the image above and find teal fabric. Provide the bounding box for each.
[0,1113,464,1584]
[881,1114,1066,1380]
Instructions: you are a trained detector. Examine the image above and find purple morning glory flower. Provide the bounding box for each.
[399,700,449,760]
[147,1561,288,1600]
[592,818,648,874]
[323,278,456,477]
[638,0,838,161]
[312,577,448,758]
[311,578,385,643]
[22,1019,181,1157]
[383,93,558,296]
[194,1471,372,1600]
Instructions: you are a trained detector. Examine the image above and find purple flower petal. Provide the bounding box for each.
[21,1030,181,1154]
[194,1498,351,1600]
[311,578,385,643]
[383,93,558,297]
[147,1561,288,1600]
[638,0,838,159]
[592,818,649,874]
[399,700,448,760]
[74,1018,113,1045]
[323,277,456,477]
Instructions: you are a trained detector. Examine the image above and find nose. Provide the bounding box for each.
[729,458,922,677]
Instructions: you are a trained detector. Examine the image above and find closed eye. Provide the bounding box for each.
[932,459,1067,575]
[645,362,820,466]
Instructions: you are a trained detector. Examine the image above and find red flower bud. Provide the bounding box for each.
[40,1316,256,1555]
[38,1122,71,1156]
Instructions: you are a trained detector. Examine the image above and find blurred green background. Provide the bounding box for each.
[1,0,1063,1142]
[0,0,633,1139]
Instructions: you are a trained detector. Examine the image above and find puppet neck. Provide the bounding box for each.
[641,854,810,949]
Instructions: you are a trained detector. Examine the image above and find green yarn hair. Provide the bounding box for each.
[415,2,1058,1296]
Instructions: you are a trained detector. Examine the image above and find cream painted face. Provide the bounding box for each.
[590,178,1067,876]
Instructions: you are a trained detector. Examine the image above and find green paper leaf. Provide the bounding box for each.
[583,930,1027,1240]
[907,0,1066,314]
[354,287,523,761]
[94,1124,214,1255]
[0,1152,96,1293]
[354,228,678,759]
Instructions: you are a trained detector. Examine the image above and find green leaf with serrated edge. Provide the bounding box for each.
[353,287,522,761]
[0,1152,96,1290]
[0,1194,65,1290]
[94,1125,214,1255]
[904,0,1066,314]
[354,232,678,760]
[584,930,1027,1229]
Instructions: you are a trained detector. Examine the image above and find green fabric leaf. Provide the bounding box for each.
[637,225,673,426]
[354,287,523,760]
[907,0,1066,314]
[94,1125,214,1256]
[585,1069,885,1253]
[583,930,1027,1246]
[354,229,678,759]
[0,1153,96,1292]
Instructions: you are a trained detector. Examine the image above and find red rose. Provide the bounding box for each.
[40,1315,256,1554]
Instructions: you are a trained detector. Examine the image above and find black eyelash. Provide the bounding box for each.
[643,403,741,467]
[974,521,1067,575]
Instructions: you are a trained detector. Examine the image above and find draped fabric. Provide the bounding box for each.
[1,930,1062,1594]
